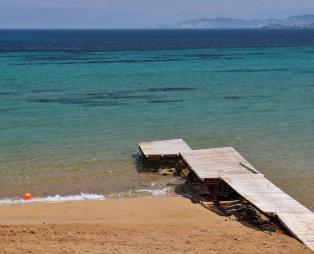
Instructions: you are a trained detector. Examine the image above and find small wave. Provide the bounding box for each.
[0,193,105,205]
[136,187,171,196]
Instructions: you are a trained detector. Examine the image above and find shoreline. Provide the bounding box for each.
[0,186,175,205]
[0,196,312,253]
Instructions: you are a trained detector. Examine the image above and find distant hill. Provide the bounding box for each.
[164,15,314,29]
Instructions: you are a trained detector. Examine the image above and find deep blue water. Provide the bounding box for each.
[3,29,314,52]
[0,29,313,208]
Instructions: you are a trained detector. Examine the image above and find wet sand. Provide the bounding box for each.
[0,197,312,254]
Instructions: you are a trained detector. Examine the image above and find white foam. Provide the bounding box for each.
[136,187,171,196]
[0,193,105,205]
[0,187,174,205]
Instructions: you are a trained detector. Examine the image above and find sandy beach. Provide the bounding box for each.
[0,197,312,254]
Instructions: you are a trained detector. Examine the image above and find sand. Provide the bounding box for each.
[0,197,312,254]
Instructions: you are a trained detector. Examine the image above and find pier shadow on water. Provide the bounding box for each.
[133,152,177,174]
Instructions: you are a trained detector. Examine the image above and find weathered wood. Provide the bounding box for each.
[219,173,311,214]
[277,212,314,250]
[180,147,261,179]
[137,140,314,250]
[220,173,314,250]
[138,139,191,158]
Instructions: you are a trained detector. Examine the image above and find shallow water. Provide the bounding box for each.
[0,29,313,209]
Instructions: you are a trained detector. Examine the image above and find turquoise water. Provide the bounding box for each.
[0,30,313,209]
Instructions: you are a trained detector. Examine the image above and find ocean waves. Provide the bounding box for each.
[0,187,173,205]
[0,193,106,204]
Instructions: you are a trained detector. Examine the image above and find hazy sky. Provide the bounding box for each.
[1,0,314,28]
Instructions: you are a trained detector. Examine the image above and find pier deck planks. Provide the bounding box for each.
[138,139,191,158]
[277,212,314,250]
[220,173,314,250]
[180,147,261,179]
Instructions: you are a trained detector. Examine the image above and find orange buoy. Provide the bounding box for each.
[23,193,32,200]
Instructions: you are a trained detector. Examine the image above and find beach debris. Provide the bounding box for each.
[23,193,32,200]
[157,168,176,176]
[179,167,190,178]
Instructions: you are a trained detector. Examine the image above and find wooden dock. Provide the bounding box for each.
[220,173,311,214]
[220,173,314,250]
[138,139,191,160]
[138,139,314,251]
[180,147,261,179]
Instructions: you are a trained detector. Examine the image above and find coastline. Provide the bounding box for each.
[0,197,312,254]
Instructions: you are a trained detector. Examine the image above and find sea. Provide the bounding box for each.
[0,29,313,209]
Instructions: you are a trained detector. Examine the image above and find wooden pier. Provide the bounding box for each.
[220,173,314,249]
[180,147,261,179]
[138,139,191,161]
[138,139,314,251]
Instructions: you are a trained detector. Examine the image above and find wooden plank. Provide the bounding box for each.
[138,139,191,158]
[220,173,311,214]
[277,212,314,251]
[180,147,261,179]
[220,173,314,250]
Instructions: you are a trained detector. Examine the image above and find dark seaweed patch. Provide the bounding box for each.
[78,87,195,98]
[11,57,185,66]
[80,90,153,100]
[83,94,109,100]
[63,58,184,64]
[80,92,108,97]
[30,86,192,107]
[26,54,110,62]
[10,53,246,66]
[211,68,289,73]
[149,87,196,92]
[31,98,84,104]
[31,88,63,93]
[111,94,153,100]
[23,55,90,61]
[222,57,244,60]
[30,90,153,107]
[191,53,243,60]
[222,96,245,100]
[11,53,246,67]
[246,52,279,56]
[251,95,268,98]
[222,95,268,100]
[31,97,122,107]
[83,90,139,96]
[82,101,127,107]
[195,53,230,58]
[147,99,184,104]
[0,108,10,112]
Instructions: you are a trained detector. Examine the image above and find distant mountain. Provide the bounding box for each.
[168,15,314,29]
[262,23,314,29]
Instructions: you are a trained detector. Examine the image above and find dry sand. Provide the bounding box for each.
[0,197,312,254]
